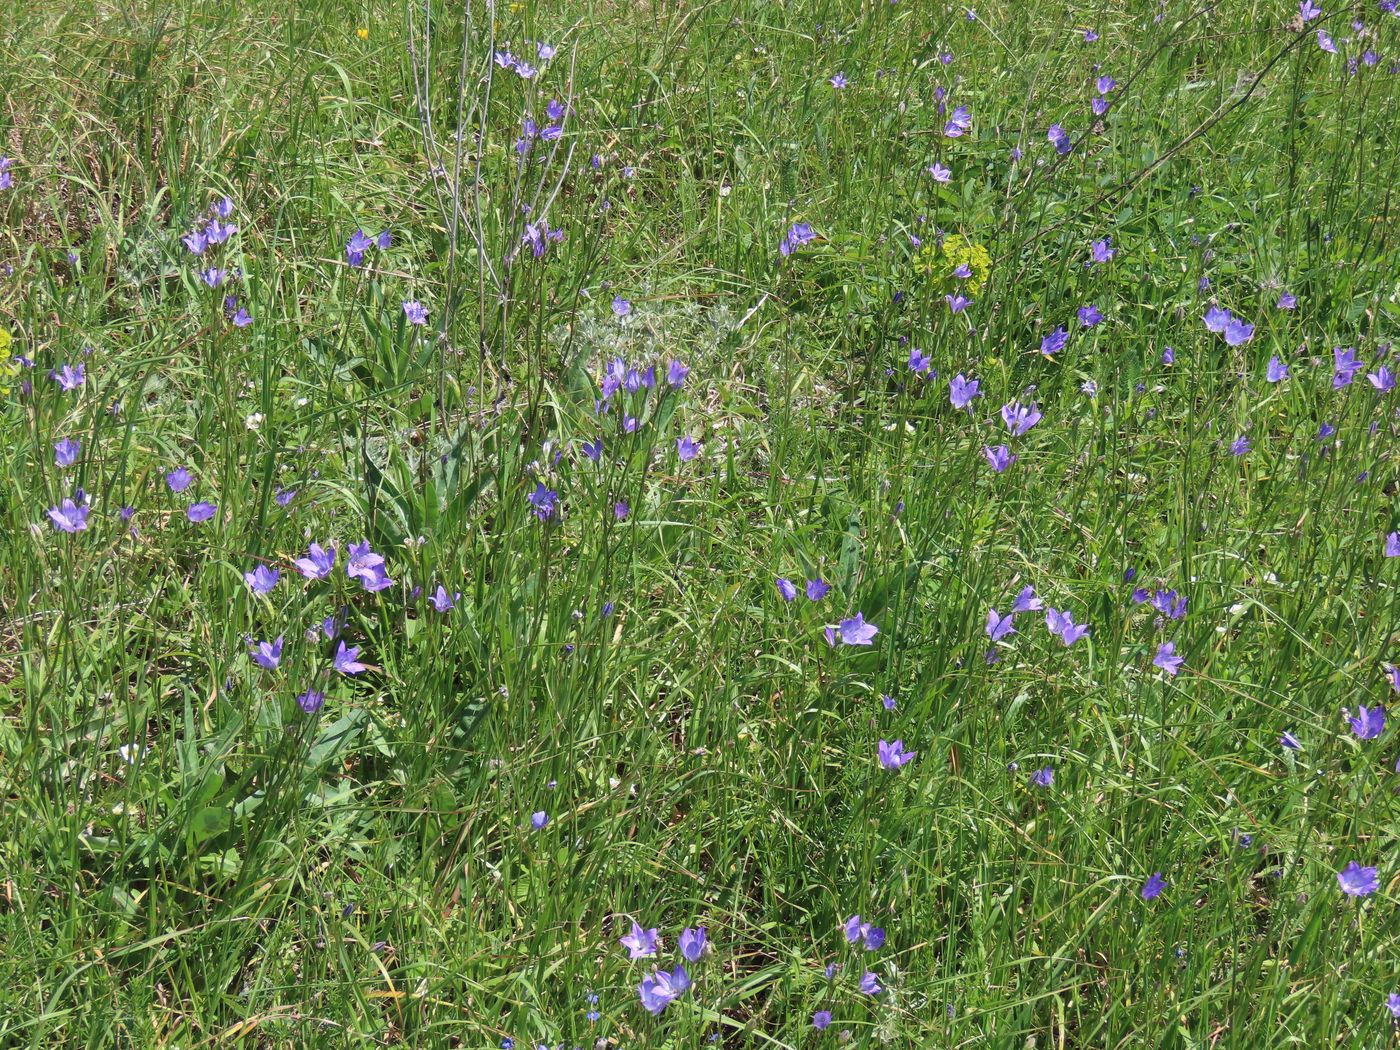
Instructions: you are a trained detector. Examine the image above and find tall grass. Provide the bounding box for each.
[0,0,1398,1046]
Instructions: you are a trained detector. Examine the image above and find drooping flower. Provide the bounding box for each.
[1088,238,1114,265]
[638,964,690,1015]
[620,921,659,958]
[1317,29,1336,52]
[1281,730,1303,751]
[949,373,980,409]
[983,445,1015,472]
[1000,401,1042,436]
[1012,586,1043,613]
[927,162,952,182]
[806,578,830,601]
[403,300,428,325]
[776,577,798,602]
[667,360,690,387]
[679,926,708,962]
[1041,326,1070,354]
[986,608,1016,641]
[1277,292,1297,309]
[877,739,916,769]
[294,543,336,580]
[1386,993,1400,1020]
[1229,435,1251,457]
[1334,347,1365,388]
[54,438,80,467]
[1300,0,1322,21]
[813,1011,832,1030]
[526,482,558,522]
[943,105,972,137]
[908,346,933,374]
[521,218,565,257]
[531,811,549,830]
[779,222,817,256]
[166,467,193,493]
[1368,366,1396,392]
[848,912,872,946]
[347,540,392,591]
[1151,589,1188,620]
[53,363,85,391]
[249,636,283,671]
[1266,356,1289,383]
[1047,124,1072,154]
[332,641,367,674]
[1153,641,1184,676]
[345,229,373,266]
[1046,607,1089,646]
[1348,704,1385,740]
[859,971,882,995]
[297,689,326,714]
[1031,766,1054,788]
[676,435,702,461]
[1141,872,1167,900]
[47,499,89,533]
[843,914,885,950]
[1223,316,1254,346]
[611,295,631,317]
[244,565,280,595]
[832,613,879,646]
[429,585,460,613]
[204,220,236,245]
[186,501,217,522]
[1337,861,1378,897]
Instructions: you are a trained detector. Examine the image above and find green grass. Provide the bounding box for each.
[1,0,1399,1046]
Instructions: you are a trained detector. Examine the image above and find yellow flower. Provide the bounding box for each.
[0,326,18,397]
[356,27,369,40]
[916,233,992,292]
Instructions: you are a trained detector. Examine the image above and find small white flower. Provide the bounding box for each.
[118,743,148,764]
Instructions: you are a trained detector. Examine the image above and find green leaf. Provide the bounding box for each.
[188,805,231,845]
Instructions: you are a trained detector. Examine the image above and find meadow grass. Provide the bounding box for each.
[1,0,1399,1046]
